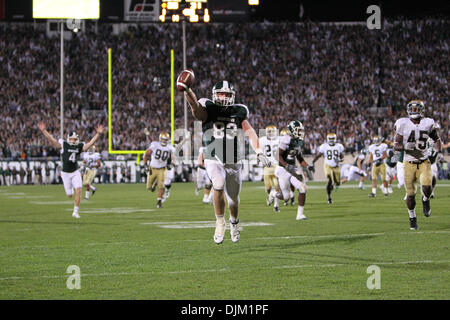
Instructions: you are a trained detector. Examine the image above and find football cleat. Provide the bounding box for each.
[409,217,418,230]
[369,193,376,198]
[72,211,80,219]
[328,198,333,204]
[91,189,96,196]
[296,213,307,221]
[229,219,240,243]
[274,206,280,213]
[284,200,289,206]
[422,199,431,217]
[387,186,393,194]
[214,218,226,244]
[156,199,162,208]
[290,197,295,205]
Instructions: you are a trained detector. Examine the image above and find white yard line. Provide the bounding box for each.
[0,260,448,281]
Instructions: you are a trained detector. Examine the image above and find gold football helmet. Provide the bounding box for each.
[266,125,278,140]
[406,99,425,119]
[280,128,288,136]
[372,135,381,145]
[159,132,170,146]
[327,133,337,146]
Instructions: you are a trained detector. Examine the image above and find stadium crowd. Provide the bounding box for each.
[0,19,448,163]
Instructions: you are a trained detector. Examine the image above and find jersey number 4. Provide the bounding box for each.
[407,130,428,150]
[69,153,77,163]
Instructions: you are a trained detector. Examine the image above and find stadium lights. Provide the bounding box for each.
[189,14,199,23]
[248,0,259,5]
[172,14,180,22]
[167,1,179,10]
[203,9,210,22]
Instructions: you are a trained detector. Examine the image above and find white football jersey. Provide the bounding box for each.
[149,141,175,169]
[259,136,279,166]
[318,143,345,167]
[395,117,438,162]
[83,152,101,169]
[368,143,388,162]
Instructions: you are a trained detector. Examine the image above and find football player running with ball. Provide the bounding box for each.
[276,120,312,221]
[393,100,442,230]
[180,74,270,244]
[38,122,104,218]
[310,133,344,204]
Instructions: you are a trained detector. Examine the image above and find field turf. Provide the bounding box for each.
[0,181,449,299]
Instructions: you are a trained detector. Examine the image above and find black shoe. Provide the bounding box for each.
[422,199,431,217]
[151,185,157,192]
[290,197,295,205]
[409,217,418,230]
[283,200,288,206]
[156,200,162,208]
[92,189,96,196]
[368,193,376,198]
[274,206,280,213]
[327,198,332,204]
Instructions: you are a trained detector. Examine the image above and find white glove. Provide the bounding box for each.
[257,153,271,167]
[404,142,416,150]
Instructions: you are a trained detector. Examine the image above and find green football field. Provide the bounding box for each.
[0,181,449,300]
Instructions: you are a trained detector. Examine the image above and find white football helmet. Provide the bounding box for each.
[212,81,235,107]
[67,132,79,146]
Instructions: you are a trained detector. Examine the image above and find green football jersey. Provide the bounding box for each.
[278,134,304,165]
[59,139,84,173]
[386,149,397,168]
[199,98,249,164]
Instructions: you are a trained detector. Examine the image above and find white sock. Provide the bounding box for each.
[85,191,90,199]
[359,181,363,187]
[230,216,238,224]
[157,197,162,201]
[208,192,213,201]
[274,197,280,207]
[408,209,416,218]
[90,185,96,191]
[216,215,225,223]
[422,196,429,202]
[297,206,304,217]
[203,194,208,201]
[290,191,294,198]
[74,206,79,213]
[372,188,376,194]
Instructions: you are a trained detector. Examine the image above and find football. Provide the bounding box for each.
[176,69,195,92]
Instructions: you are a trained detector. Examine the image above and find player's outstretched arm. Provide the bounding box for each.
[185,88,207,122]
[38,122,61,149]
[83,125,105,152]
[242,120,270,167]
